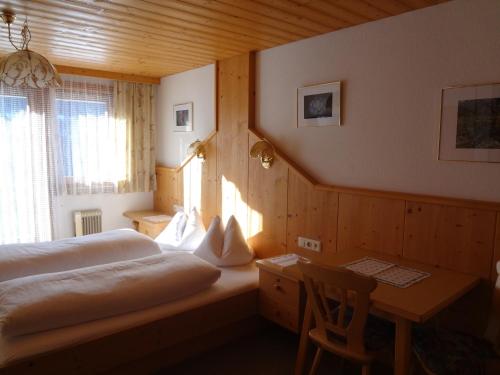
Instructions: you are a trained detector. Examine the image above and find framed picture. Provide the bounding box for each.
[297,81,341,128]
[439,83,500,162]
[173,102,193,132]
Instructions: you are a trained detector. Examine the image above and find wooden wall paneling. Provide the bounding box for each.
[318,184,500,212]
[247,132,288,258]
[176,169,184,210]
[286,171,338,263]
[216,53,253,234]
[403,201,496,279]
[337,193,405,255]
[154,167,182,215]
[200,135,218,228]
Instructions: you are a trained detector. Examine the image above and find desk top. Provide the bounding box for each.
[257,248,480,323]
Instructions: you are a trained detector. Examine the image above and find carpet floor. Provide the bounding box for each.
[159,322,393,375]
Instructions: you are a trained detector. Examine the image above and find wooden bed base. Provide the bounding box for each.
[0,290,259,375]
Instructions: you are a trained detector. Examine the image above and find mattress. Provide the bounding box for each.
[0,261,258,367]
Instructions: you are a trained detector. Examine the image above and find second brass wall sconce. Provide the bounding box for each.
[249,139,274,169]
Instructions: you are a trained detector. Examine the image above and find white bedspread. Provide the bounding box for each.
[0,252,221,337]
[0,229,161,282]
[0,262,258,367]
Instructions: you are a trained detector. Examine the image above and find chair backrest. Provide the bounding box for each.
[298,260,377,355]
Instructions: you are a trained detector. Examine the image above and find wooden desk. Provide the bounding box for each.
[275,249,481,375]
[123,210,171,239]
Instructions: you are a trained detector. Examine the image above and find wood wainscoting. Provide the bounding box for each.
[154,53,500,335]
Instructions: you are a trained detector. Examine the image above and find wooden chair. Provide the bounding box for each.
[298,260,382,375]
[412,262,500,375]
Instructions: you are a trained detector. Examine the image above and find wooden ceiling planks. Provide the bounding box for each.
[0,0,448,81]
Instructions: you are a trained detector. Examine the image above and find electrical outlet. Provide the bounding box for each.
[298,236,321,252]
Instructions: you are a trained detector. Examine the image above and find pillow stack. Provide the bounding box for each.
[155,208,206,252]
[194,215,254,267]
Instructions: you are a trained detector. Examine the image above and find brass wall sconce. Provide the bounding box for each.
[188,140,206,161]
[250,140,274,169]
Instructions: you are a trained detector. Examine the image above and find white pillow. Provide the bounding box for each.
[221,215,254,265]
[194,215,254,266]
[193,216,224,264]
[155,211,187,248]
[177,208,206,252]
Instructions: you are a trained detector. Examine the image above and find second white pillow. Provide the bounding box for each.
[194,215,254,266]
[155,211,187,249]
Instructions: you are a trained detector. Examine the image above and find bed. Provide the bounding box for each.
[0,232,259,375]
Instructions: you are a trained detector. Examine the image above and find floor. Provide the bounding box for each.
[159,322,393,375]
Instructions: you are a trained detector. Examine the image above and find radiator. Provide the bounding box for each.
[74,209,102,236]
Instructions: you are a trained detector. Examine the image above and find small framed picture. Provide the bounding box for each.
[173,102,193,132]
[439,83,500,162]
[297,82,341,128]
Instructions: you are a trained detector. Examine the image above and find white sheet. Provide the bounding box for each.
[0,261,258,367]
[0,229,161,282]
[0,252,221,337]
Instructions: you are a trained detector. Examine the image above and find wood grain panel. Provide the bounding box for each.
[403,202,496,279]
[216,53,254,234]
[154,167,182,215]
[287,171,338,262]
[247,132,288,258]
[200,135,218,228]
[337,193,405,255]
[0,0,446,78]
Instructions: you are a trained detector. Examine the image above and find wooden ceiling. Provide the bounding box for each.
[0,0,447,81]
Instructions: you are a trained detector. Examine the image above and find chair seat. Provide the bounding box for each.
[413,326,499,375]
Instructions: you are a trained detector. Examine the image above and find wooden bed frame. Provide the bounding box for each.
[0,290,259,375]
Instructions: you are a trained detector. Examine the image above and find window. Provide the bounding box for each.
[55,80,127,194]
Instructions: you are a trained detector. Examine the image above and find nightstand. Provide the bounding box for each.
[123,210,171,239]
[256,258,305,333]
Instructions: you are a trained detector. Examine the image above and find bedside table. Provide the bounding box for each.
[256,259,305,333]
[123,210,171,239]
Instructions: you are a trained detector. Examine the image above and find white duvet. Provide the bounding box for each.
[0,229,161,282]
[0,252,221,337]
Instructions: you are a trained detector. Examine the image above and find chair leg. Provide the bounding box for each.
[308,347,323,375]
[361,364,371,375]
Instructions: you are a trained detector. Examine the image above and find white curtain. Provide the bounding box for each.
[55,77,127,194]
[0,84,56,244]
[56,77,156,194]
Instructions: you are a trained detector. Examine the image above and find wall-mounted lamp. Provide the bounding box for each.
[188,140,206,161]
[249,140,274,169]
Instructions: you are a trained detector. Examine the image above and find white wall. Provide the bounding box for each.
[256,0,500,202]
[156,64,216,167]
[54,193,153,239]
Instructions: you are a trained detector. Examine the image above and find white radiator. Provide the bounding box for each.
[74,209,102,236]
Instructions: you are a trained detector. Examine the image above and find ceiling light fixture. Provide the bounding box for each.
[0,10,61,88]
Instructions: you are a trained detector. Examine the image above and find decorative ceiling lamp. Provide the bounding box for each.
[0,10,61,88]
